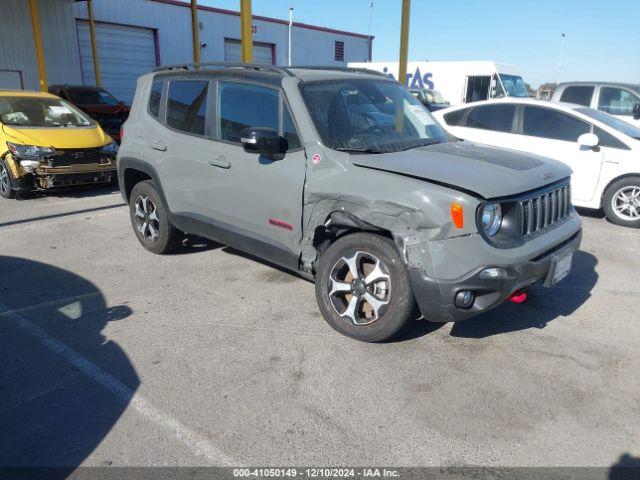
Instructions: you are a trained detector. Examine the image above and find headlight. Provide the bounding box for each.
[6,142,55,160]
[480,203,502,237]
[100,141,118,157]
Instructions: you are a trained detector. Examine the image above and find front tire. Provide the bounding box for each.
[603,177,640,228]
[315,232,416,342]
[129,180,179,254]
[0,161,15,199]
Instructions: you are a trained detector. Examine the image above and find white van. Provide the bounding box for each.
[348,61,529,106]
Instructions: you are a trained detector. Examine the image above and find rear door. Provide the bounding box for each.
[144,77,217,218]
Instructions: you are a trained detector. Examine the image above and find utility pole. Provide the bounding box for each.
[367,0,373,62]
[191,0,200,64]
[556,33,566,85]
[398,0,411,86]
[240,0,254,63]
[288,7,293,66]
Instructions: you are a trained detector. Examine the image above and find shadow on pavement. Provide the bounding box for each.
[609,453,640,480]
[0,256,138,475]
[450,250,598,339]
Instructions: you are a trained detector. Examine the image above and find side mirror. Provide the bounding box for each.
[633,103,640,118]
[241,127,286,158]
[578,132,599,149]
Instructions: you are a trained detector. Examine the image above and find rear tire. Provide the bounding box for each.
[603,176,640,228]
[0,161,15,199]
[129,180,179,254]
[315,232,416,342]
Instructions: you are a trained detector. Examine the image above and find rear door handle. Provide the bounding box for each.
[150,141,167,152]
[209,159,231,169]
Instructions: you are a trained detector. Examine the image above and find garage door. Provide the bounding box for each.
[224,39,274,65]
[77,21,157,105]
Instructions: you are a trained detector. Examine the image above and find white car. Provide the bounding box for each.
[552,82,640,128]
[433,98,640,228]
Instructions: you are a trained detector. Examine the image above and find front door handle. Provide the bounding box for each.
[150,141,167,152]
[209,159,231,169]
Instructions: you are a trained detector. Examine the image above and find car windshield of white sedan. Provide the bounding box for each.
[0,97,92,128]
[301,79,448,153]
[577,107,640,140]
[499,74,529,97]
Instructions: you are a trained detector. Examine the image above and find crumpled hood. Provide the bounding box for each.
[351,141,572,199]
[1,124,111,149]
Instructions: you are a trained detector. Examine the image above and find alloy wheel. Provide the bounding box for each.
[611,186,640,221]
[328,250,391,325]
[134,194,160,242]
[0,164,9,196]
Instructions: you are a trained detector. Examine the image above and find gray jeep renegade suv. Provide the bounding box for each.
[118,63,582,342]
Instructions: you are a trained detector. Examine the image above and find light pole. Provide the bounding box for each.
[556,33,566,85]
[367,0,373,62]
[288,7,293,66]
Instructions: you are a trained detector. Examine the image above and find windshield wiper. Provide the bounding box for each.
[399,139,441,151]
[333,147,385,154]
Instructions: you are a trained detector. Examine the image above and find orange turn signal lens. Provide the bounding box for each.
[451,203,464,229]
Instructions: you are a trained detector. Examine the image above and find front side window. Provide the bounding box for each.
[218,82,279,143]
[522,106,590,142]
[577,107,640,140]
[560,86,594,107]
[598,87,640,116]
[148,79,163,118]
[301,79,447,153]
[166,80,208,135]
[465,104,515,133]
[0,96,92,128]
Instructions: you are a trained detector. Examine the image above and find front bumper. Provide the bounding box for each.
[409,229,582,322]
[8,162,116,191]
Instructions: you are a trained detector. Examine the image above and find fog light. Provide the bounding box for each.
[455,290,475,309]
[479,267,508,279]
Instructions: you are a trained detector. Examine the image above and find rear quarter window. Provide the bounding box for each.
[148,79,164,118]
[166,80,209,135]
[560,86,594,107]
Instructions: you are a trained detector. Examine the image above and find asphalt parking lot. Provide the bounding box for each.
[1,186,639,469]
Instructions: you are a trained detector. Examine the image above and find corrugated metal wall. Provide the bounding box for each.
[0,0,371,93]
[72,0,370,67]
[0,0,81,91]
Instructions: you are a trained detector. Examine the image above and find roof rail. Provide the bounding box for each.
[287,66,390,77]
[153,62,294,76]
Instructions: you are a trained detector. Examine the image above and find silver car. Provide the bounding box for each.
[117,63,582,342]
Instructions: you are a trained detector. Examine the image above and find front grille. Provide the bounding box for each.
[51,148,102,167]
[520,183,572,238]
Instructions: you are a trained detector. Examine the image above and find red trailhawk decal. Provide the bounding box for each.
[268,218,294,231]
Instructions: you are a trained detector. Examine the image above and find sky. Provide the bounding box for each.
[201,0,640,88]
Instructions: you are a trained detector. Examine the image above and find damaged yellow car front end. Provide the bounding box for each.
[0,90,117,199]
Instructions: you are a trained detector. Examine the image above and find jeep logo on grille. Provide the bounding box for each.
[71,152,85,159]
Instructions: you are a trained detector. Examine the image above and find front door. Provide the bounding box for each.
[518,105,603,203]
[596,86,640,128]
[464,76,492,103]
[205,81,306,266]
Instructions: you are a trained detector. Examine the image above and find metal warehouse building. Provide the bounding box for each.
[0,0,372,103]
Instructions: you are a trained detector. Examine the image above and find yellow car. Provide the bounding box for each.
[0,89,118,199]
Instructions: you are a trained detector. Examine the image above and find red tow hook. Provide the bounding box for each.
[508,291,528,304]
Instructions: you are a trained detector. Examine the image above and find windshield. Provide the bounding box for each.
[499,74,529,97]
[577,107,640,140]
[70,88,120,106]
[0,96,92,128]
[301,79,448,153]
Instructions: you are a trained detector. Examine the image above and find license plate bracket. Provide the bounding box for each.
[545,252,573,286]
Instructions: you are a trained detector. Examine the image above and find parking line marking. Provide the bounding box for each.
[0,292,101,317]
[0,301,238,466]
